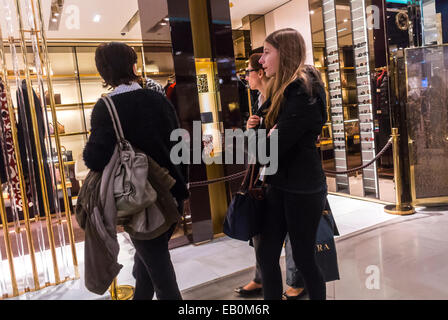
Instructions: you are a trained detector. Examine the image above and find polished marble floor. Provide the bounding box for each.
[4,194,448,300]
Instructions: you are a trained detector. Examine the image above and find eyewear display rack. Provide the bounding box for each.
[323,0,350,193]
[321,0,380,197]
[350,0,379,197]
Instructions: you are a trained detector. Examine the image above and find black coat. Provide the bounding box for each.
[256,68,327,194]
[83,89,189,205]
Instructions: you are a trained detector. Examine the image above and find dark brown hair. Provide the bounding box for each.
[95,42,139,88]
[249,53,263,71]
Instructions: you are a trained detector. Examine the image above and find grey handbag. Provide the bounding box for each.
[101,95,157,224]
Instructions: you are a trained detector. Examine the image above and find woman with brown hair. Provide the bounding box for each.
[255,28,328,300]
[235,53,308,300]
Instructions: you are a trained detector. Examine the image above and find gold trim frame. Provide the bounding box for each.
[404,44,448,207]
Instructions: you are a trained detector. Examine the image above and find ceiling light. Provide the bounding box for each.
[54,12,60,17]
[344,19,348,22]
[163,17,169,21]
[160,22,167,26]
[51,17,57,22]
[93,14,101,23]
[310,10,315,15]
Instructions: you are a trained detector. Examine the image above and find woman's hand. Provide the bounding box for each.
[246,115,261,130]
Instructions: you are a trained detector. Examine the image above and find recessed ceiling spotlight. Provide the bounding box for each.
[51,17,57,22]
[54,12,60,17]
[163,17,169,21]
[310,10,315,15]
[93,14,101,23]
[160,22,167,26]
[344,19,348,22]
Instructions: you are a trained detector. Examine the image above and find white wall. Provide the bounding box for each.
[264,0,314,65]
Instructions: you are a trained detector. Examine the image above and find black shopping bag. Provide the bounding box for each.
[315,199,340,282]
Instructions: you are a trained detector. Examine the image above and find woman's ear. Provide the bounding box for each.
[257,69,264,79]
[133,63,138,76]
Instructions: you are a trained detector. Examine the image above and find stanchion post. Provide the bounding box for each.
[384,128,415,215]
[109,277,134,300]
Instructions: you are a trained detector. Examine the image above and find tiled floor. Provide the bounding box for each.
[6,194,445,300]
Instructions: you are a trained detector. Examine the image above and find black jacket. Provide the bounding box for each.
[83,89,189,205]
[257,67,327,193]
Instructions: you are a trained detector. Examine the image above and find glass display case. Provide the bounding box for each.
[405,44,448,205]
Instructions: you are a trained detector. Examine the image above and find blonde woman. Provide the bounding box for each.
[256,29,328,300]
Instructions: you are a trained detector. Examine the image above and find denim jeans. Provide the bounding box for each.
[252,234,304,288]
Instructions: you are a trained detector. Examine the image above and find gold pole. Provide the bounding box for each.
[34,0,79,279]
[0,34,41,294]
[0,179,19,297]
[384,128,415,215]
[247,86,252,117]
[109,278,134,300]
[14,0,60,284]
[0,27,28,298]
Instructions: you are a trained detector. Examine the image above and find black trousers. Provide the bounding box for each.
[252,234,304,288]
[255,185,327,300]
[130,224,182,300]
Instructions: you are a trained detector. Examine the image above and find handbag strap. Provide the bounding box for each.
[243,164,266,192]
[101,95,125,144]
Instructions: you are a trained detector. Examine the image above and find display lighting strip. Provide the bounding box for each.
[350,0,379,197]
[323,0,349,191]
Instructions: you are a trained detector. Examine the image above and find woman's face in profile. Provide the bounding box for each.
[259,42,279,78]
[246,63,260,90]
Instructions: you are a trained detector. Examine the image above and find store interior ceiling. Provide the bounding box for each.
[0,0,175,42]
[229,0,290,29]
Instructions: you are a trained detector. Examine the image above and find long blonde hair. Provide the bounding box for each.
[264,28,314,129]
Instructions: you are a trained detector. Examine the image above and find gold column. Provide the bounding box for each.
[189,0,229,234]
[14,0,60,283]
[35,0,79,279]
[384,128,415,215]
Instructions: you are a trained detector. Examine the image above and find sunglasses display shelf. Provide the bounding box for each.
[323,0,350,192]
[350,0,379,197]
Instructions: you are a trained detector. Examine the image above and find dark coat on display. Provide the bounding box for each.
[17,80,57,216]
[83,89,189,207]
[257,66,328,194]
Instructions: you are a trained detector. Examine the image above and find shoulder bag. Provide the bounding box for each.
[223,164,266,241]
[101,95,157,224]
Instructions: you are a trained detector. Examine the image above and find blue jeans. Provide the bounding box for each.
[252,234,304,288]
